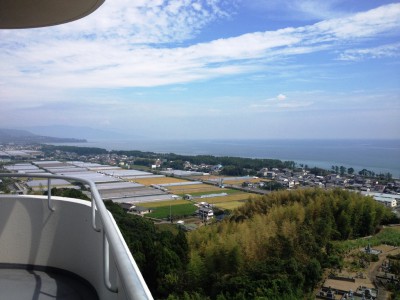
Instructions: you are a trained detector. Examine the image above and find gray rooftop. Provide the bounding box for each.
[95,182,144,190]
[26,179,72,187]
[101,169,153,177]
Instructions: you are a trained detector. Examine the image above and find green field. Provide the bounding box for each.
[335,226,400,251]
[146,203,197,219]
[139,199,189,208]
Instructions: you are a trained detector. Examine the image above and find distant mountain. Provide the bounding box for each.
[27,125,133,140]
[0,128,86,144]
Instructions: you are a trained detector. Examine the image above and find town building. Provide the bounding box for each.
[361,191,399,208]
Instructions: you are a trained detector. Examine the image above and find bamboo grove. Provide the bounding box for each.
[107,189,399,299]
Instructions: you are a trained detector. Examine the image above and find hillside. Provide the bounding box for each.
[0,128,86,144]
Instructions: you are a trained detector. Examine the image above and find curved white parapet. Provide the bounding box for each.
[0,195,114,298]
[0,173,153,300]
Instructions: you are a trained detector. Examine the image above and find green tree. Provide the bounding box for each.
[186,251,207,289]
[44,187,90,200]
[104,201,189,298]
[261,181,285,191]
[221,165,245,176]
[339,166,346,176]
[337,210,352,239]
[304,258,322,292]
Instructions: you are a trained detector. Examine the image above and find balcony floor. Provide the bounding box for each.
[0,265,98,300]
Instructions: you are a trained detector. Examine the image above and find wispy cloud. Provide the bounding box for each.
[251,93,314,111]
[243,0,350,21]
[0,0,232,44]
[251,100,313,111]
[338,43,400,61]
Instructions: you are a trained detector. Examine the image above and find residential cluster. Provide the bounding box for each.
[253,167,400,192]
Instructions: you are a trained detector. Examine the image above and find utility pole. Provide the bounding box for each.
[170,203,172,223]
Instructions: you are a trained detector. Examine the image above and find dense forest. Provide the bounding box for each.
[106,189,399,299]
[105,201,189,298]
[41,145,108,155]
[112,150,296,174]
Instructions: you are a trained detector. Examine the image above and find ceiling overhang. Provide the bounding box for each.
[0,0,105,29]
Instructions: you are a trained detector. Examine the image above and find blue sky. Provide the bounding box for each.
[1,0,399,139]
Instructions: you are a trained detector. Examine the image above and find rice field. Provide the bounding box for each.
[167,184,223,194]
[196,192,258,210]
[146,203,197,219]
[214,201,245,210]
[132,176,261,218]
[138,199,189,208]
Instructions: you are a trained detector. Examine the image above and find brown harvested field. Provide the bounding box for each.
[132,177,188,186]
[223,178,264,185]
[167,184,222,194]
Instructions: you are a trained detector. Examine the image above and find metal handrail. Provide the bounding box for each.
[0,173,153,300]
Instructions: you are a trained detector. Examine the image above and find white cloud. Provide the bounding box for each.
[251,93,313,111]
[0,3,399,105]
[277,94,287,101]
[308,4,400,40]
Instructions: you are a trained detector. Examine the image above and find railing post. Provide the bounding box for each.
[103,230,118,293]
[92,196,101,232]
[47,178,55,211]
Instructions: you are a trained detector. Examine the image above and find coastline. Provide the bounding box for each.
[46,138,400,178]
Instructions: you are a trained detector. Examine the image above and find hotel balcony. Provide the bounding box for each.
[0,173,153,300]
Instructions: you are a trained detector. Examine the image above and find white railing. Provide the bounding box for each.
[0,173,153,300]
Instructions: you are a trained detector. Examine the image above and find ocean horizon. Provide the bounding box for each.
[49,138,400,178]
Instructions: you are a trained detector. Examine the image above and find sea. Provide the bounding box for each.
[49,139,400,178]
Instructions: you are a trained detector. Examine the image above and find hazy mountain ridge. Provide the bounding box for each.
[27,125,135,140]
[0,128,86,143]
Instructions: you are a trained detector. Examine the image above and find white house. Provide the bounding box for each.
[197,207,214,220]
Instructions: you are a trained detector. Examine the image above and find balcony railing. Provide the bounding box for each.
[0,172,153,300]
